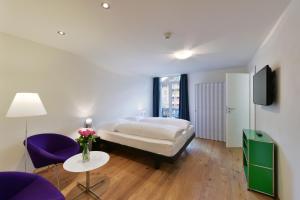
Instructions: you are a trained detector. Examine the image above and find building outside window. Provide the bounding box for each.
[160,76,180,118]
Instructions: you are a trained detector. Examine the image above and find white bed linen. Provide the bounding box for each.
[139,117,191,130]
[115,121,183,141]
[97,125,194,157]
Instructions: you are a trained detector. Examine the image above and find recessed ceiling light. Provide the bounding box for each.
[101,2,110,9]
[173,49,194,60]
[164,32,172,39]
[57,31,66,36]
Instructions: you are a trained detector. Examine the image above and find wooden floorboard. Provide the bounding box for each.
[38,139,273,200]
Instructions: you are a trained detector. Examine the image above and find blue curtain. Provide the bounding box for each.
[179,74,190,121]
[153,77,160,117]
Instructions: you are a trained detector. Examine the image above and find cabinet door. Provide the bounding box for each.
[249,165,273,195]
[249,141,273,168]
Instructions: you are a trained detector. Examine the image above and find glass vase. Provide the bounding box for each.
[82,142,90,162]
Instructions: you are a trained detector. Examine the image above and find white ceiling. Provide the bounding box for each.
[0,0,290,76]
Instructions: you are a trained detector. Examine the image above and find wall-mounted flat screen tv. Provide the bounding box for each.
[253,65,273,105]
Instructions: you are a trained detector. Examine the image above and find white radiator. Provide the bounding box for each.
[195,82,225,141]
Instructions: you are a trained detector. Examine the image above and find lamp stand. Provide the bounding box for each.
[25,119,28,172]
[6,93,47,173]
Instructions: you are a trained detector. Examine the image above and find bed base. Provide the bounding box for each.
[97,133,195,169]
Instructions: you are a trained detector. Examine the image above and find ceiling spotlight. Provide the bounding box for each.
[173,49,194,60]
[164,32,172,39]
[57,31,66,36]
[101,2,110,9]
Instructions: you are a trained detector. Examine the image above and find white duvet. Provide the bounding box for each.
[114,121,184,141]
[139,117,191,130]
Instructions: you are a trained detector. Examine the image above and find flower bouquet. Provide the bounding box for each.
[76,128,96,162]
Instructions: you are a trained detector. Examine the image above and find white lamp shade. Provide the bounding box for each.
[6,93,47,118]
[85,118,93,125]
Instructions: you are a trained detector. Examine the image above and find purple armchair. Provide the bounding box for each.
[0,171,65,200]
[27,133,80,168]
[26,133,80,188]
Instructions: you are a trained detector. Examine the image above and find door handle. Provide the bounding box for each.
[226,107,235,113]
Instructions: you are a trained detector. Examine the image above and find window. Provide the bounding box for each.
[160,76,180,118]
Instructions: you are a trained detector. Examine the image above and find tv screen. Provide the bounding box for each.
[253,65,273,105]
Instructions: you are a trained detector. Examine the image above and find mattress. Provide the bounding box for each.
[97,125,194,157]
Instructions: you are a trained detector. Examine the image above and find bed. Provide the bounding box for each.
[97,117,195,168]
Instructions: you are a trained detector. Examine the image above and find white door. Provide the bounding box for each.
[226,73,249,147]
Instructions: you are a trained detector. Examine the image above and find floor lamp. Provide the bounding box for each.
[6,93,47,172]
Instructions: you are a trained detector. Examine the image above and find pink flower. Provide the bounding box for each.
[78,128,96,137]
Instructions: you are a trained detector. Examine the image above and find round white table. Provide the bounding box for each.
[63,151,110,200]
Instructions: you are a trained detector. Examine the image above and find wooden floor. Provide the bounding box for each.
[38,139,273,200]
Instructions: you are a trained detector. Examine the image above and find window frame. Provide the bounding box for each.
[159,76,180,118]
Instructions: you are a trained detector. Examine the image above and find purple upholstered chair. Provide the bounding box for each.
[0,171,65,200]
[26,133,80,187]
[27,133,80,168]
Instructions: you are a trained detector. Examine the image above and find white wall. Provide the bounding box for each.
[249,0,300,199]
[188,67,247,127]
[0,33,152,171]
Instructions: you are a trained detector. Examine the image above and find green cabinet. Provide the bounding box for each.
[243,129,275,197]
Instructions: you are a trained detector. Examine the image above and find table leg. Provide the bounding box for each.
[72,191,85,199]
[77,183,86,191]
[90,178,105,188]
[86,171,90,188]
[88,189,101,200]
[72,171,104,200]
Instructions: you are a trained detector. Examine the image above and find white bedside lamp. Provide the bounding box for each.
[6,93,47,171]
[85,118,93,128]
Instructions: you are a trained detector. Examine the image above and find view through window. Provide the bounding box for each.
[160,76,180,118]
